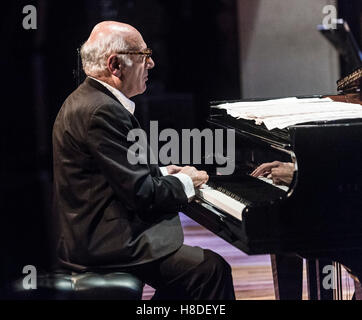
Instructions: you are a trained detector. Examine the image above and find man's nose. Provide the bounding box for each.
[146,57,155,69]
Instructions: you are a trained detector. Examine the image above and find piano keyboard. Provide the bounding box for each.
[196,185,245,221]
[196,176,289,221]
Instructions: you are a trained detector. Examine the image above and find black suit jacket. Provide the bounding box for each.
[52,77,187,271]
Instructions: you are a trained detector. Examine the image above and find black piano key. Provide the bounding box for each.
[208,174,287,207]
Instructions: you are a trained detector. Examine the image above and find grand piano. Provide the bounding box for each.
[183,67,362,300]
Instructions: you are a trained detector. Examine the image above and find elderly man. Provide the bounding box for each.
[52,21,235,300]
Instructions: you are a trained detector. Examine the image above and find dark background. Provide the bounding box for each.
[0,0,361,297]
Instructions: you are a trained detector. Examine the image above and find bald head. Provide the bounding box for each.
[87,21,142,49]
[80,21,144,77]
[80,21,155,97]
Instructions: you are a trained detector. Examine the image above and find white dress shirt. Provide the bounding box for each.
[89,77,195,201]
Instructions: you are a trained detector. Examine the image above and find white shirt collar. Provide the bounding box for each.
[89,77,135,115]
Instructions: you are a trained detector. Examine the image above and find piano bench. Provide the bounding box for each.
[11,271,144,300]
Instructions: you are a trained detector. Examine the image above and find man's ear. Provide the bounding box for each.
[107,54,122,77]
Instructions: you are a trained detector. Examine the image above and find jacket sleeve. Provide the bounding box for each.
[86,103,188,212]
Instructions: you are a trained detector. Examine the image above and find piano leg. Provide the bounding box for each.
[306,259,334,300]
[270,254,303,300]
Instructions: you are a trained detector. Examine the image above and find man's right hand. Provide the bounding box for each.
[179,166,209,188]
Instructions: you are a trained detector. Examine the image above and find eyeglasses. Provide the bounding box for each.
[116,48,152,59]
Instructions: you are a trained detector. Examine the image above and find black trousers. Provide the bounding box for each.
[123,244,236,300]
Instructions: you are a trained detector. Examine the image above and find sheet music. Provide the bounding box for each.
[214,97,362,130]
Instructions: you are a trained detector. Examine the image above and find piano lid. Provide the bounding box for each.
[318,20,362,74]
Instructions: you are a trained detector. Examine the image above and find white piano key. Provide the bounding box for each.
[257,176,289,192]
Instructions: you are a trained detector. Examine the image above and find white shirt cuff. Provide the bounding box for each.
[159,166,168,176]
[172,173,195,201]
[159,167,195,201]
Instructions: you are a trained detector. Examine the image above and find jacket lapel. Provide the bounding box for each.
[83,77,162,177]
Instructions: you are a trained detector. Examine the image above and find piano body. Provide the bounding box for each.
[182,67,362,299]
